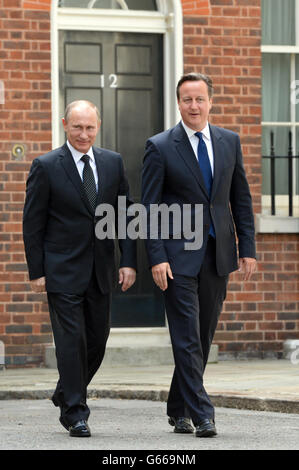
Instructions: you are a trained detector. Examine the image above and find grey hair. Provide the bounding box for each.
[64,100,101,122]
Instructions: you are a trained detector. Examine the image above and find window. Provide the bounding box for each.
[261,0,299,217]
[58,0,157,10]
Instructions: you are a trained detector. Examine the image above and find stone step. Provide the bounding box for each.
[45,327,218,367]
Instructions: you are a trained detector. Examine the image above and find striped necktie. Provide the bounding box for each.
[81,154,97,211]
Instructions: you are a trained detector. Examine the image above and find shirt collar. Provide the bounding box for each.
[67,140,95,164]
[181,120,211,141]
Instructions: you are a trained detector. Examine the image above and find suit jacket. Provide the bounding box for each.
[142,122,255,277]
[23,143,137,294]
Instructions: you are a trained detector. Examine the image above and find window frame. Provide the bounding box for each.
[260,0,299,224]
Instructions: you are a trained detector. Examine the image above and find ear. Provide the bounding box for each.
[62,117,67,131]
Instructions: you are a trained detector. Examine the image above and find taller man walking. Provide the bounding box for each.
[142,73,256,437]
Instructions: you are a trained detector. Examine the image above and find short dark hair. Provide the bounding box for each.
[176,73,213,100]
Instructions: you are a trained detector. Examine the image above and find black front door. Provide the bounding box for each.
[59,30,165,327]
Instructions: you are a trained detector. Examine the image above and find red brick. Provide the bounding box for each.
[0,0,297,365]
[3,0,21,6]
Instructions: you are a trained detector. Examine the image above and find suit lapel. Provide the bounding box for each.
[59,143,94,216]
[209,124,225,201]
[93,147,106,206]
[174,122,210,199]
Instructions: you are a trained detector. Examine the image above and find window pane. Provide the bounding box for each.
[126,0,157,9]
[59,0,120,7]
[262,53,290,122]
[296,128,299,195]
[295,56,299,121]
[262,126,292,195]
[58,0,157,9]
[262,0,295,45]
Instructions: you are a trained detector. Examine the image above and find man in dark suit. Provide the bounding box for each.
[142,73,256,437]
[23,100,136,437]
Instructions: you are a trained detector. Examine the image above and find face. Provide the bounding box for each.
[62,104,101,154]
[177,80,212,131]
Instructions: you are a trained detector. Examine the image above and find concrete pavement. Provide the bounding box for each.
[1,398,299,450]
[0,359,299,414]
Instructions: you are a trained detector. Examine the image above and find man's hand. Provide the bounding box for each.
[151,262,173,291]
[30,276,46,293]
[119,267,136,292]
[238,257,257,281]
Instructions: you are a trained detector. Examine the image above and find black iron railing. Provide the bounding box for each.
[262,131,299,216]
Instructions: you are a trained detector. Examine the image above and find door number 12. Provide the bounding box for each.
[100,74,118,88]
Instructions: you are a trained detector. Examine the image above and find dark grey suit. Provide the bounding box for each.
[23,143,136,425]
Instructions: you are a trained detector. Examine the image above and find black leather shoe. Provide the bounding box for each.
[69,420,91,437]
[195,419,217,437]
[168,417,194,433]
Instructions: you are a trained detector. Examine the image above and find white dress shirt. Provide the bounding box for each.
[181,121,214,176]
[67,140,98,191]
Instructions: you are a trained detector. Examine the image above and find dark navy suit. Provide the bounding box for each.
[142,122,255,423]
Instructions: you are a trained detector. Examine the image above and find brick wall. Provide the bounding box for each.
[183,0,299,358]
[0,0,52,366]
[0,0,298,366]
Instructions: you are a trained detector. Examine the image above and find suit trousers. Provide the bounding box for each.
[164,236,229,424]
[47,267,111,426]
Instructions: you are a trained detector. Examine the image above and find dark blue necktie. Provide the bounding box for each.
[195,132,212,196]
[195,132,215,238]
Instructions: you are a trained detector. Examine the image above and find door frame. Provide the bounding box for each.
[50,0,182,337]
[51,0,183,148]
